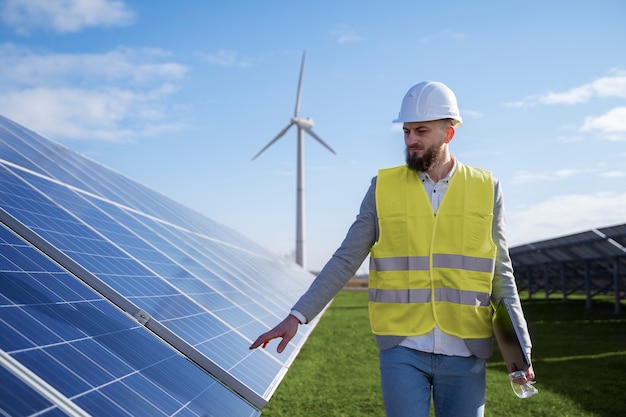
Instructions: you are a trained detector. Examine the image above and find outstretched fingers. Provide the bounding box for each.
[249,330,278,350]
[249,315,300,353]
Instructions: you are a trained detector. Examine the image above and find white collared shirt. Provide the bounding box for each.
[399,161,473,357]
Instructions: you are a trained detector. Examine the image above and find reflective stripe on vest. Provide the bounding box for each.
[370,254,494,273]
[369,287,490,307]
[369,163,496,339]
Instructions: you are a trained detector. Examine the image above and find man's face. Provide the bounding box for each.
[403,120,450,172]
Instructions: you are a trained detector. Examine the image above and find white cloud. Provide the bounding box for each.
[330,24,362,44]
[580,106,626,137]
[557,134,585,143]
[507,70,626,141]
[539,70,626,105]
[1,0,134,34]
[507,70,626,108]
[510,168,586,184]
[1,86,184,141]
[503,100,532,109]
[540,84,594,105]
[0,44,186,87]
[600,170,626,178]
[507,192,626,246]
[199,49,253,67]
[0,44,188,141]
[420,29,466,44]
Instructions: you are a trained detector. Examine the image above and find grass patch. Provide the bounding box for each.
[262,291,626,417]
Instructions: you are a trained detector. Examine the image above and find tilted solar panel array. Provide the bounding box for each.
[510,224,626,265]
[0,114,321,416]
[509,224,626,313]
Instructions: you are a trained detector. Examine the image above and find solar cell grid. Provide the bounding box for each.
[0,118,237,246]
[0,223,260,416]
[9,165,303,304]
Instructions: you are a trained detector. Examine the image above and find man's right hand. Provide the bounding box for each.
[248,314,300,353]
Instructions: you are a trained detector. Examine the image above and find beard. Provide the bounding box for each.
[406,143,444,172]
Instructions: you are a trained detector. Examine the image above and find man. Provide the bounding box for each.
[250,80,535,417]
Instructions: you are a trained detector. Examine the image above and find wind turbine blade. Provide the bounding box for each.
[294,51,306,118]
[251,122,295,161]
[302,126,337,155]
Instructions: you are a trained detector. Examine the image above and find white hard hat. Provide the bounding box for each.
[392,80,462,127]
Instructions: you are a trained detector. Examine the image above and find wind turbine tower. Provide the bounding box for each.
[252,52,336,269]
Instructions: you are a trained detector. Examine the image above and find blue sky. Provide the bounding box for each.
[1,0,625,272]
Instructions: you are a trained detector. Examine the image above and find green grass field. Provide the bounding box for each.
[261,291,626,417]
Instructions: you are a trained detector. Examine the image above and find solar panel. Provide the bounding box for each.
[510,225,626,264]
[0,114,321,415]
[0,222,259,417]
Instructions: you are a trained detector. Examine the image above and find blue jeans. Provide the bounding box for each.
[379,346,486,417]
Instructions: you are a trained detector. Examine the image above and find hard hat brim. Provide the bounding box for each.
[392,115,463,127]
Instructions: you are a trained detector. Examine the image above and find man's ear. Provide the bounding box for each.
[445,126,455,143]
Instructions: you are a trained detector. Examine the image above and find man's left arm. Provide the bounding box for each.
[491,178,534,381]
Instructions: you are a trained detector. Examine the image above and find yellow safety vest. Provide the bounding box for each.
[369,164,496,339]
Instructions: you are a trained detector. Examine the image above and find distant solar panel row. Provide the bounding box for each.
[510,224,626,265]
[510,223,626,314]
[0,115,320,416]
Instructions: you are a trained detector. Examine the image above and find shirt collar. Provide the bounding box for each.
[418,158,458,183]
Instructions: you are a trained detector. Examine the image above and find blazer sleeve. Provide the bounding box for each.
[291,178,377,323]
[490,178,533,353]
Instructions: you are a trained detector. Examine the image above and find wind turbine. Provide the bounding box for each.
[252,51,336,269]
